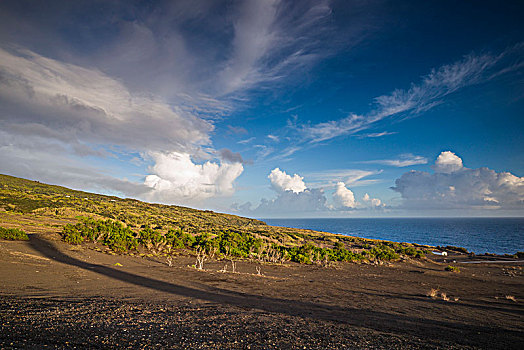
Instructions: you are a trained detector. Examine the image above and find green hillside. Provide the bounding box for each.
[0,174,428,264]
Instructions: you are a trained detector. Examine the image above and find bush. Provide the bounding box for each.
[396,245,425,258]
[61,217,138,252]
[445,265,460,273]
[363,244,400,261]
[0,226,29,241]
[193,232,218,255]
[165,228,195,249]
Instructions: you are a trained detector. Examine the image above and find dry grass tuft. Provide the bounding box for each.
[427,288,439,298]
[505,295,517,302]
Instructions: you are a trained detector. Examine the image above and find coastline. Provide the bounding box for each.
[263,217,524,256]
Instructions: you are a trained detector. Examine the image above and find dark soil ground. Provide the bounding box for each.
[1,232,523,349]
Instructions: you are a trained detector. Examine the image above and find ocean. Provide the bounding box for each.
[262,218,524,255]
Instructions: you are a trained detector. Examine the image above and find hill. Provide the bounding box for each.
[0,174,428,264]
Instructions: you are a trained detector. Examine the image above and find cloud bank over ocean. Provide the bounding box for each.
[393,152,524,210]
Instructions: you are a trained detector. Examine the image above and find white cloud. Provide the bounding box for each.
[0,47,249,204]
[0,47,212,154]
[254,188,328,215]
[268,168,306,193]
[298,46,523,144]
[301,113,367,143]
[251,167,330,215]
[362,154,428,167]
[306,169,382,187]
[432,151,463,173]
[333,182,356,208]
[372,53,497,119]
[267,134,279,142]
[144,152,243,203]
[238,137,256,145]
[357,131,397,138]
[362,193,384,208]
[0,136,149,197]
[392,151,524,210]
[216,0,335,95]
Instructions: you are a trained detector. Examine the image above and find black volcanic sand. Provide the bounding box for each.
[1,233,523,349]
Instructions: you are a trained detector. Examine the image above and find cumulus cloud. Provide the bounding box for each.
[255,188,328,215]
[362,193,384,208]
[333,182,356,208]
[432,151,463,173]
[268,168,307,193]
[392,151,524,209]
[235,167,389,216]
[144,152,243,203]
[248,167,329,215]
[218,148,246,164]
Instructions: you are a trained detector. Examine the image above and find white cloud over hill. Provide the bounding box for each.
[144,152,243,203]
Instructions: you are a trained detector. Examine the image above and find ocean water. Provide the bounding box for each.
[262,218,524,255]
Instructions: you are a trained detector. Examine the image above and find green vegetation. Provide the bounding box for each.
[62,218,138,252]
[0,174,429,265]
[445,265,460,273]
[57,216,427,264]
[0,226,29,241]
[438,245,469,254]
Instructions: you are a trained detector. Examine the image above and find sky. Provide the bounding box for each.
[0,0,523,218]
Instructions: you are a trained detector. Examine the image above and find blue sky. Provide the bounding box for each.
[0,0,523,217]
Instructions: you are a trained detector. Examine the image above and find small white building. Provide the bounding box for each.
[432,251,448,256]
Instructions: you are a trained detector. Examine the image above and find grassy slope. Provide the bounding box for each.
[0,174,429,262]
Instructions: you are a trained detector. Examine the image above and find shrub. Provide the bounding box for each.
[62,224,85,244]
[192,232,218,255]
[443,245,469,254]
[364,244,400,261]
[61,217,138,253]
[0,226,29,241]
[445,265,460,273]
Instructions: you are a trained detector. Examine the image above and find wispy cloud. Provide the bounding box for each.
[216,0,334,96]
[298,45,523,144]
[238,137,256,145]
[361,154,428,167]
[0,47,212,155]
[356,131,397,138]
[227,125,248,135]
[305,169,383,188]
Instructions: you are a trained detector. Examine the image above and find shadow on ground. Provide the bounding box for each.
[29,235,523,348]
